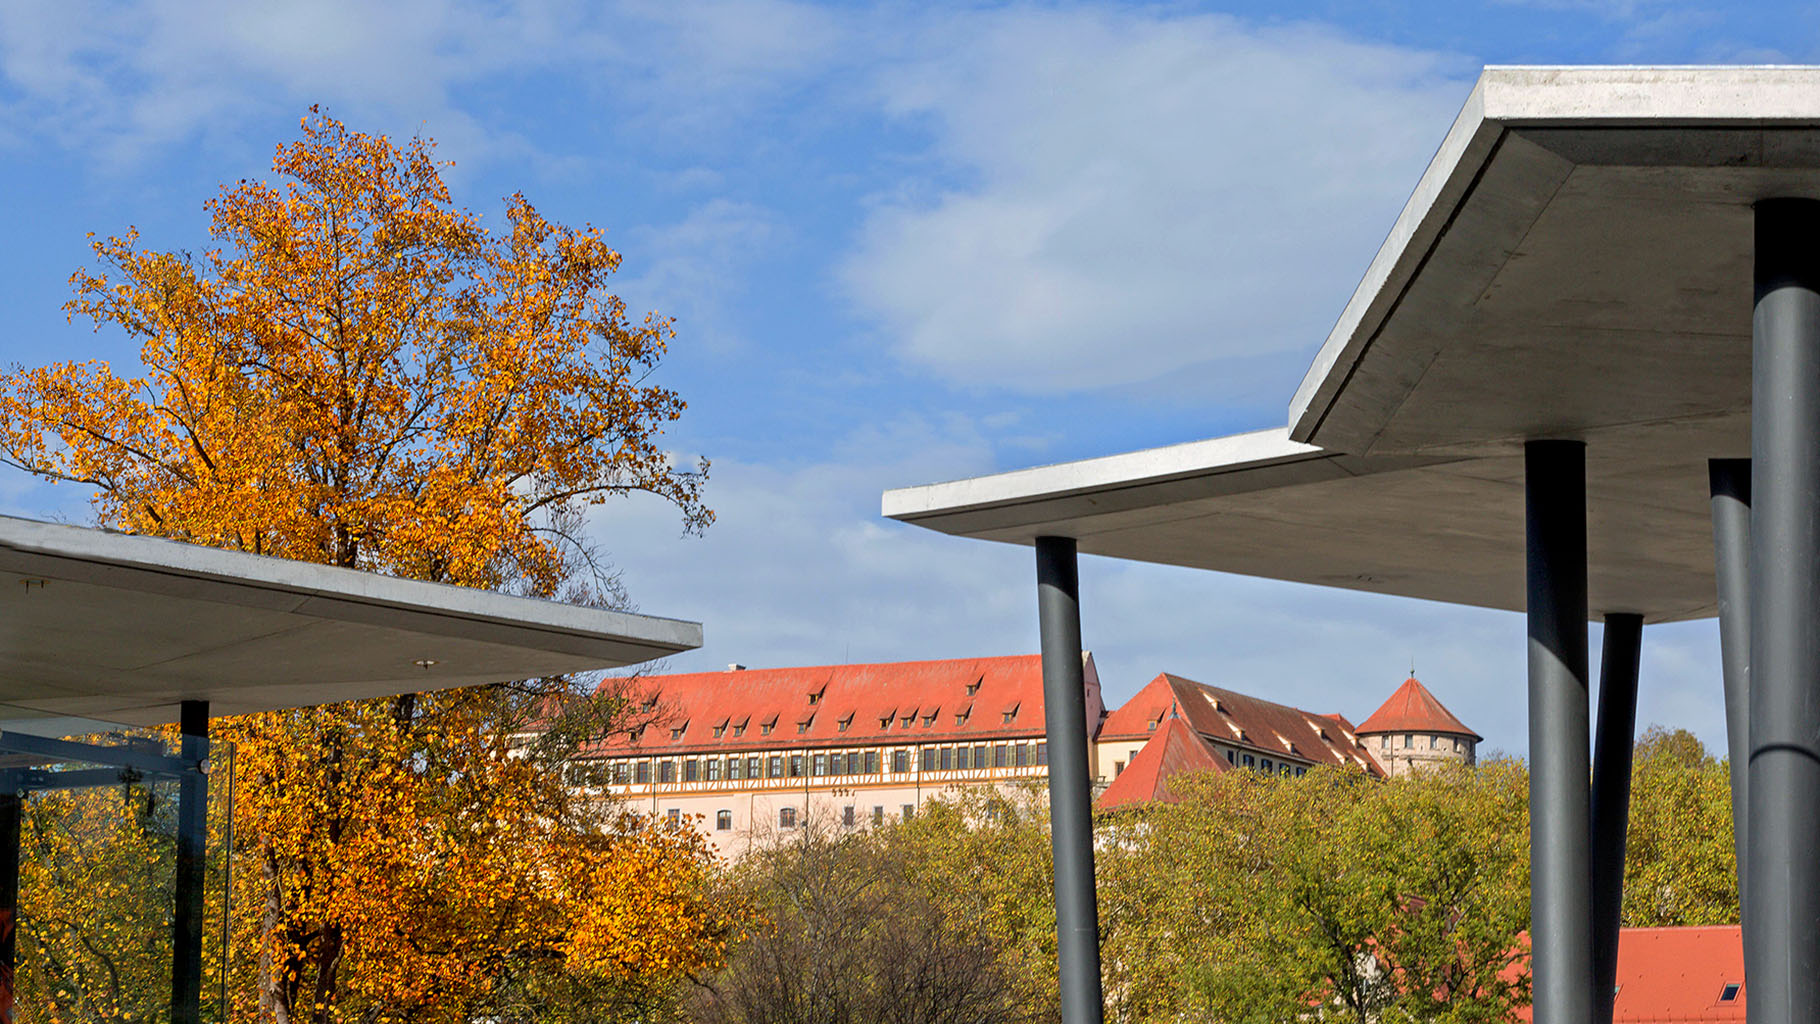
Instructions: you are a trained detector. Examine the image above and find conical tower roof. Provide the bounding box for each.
[1356,676,1481,742]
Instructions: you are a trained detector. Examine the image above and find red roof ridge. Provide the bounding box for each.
[1355,676,1481,742]
[1098,716,1227,810]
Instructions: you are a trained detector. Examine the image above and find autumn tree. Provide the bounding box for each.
[0,111,726,1022]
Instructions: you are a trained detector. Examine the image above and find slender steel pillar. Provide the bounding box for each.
[1035,536,1104,1024]
[1525,440,1593,1024]
[1590,612,1642,1024]
[1748,198,1820,1024]
[172,700,209,1024]
[1709,458,1751,922]
[0,773,18,1024]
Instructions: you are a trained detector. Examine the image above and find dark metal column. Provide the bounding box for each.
[1709,458,1751,921]
[0,772,18,1024]
[1590,612,1642,1024]
[1525,439,1593,1024]
[1035,536,1104,1024]
[1748,198,1820,1024]
[172,700,209,1024]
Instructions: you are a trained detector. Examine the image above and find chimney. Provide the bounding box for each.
[727,663,746,672]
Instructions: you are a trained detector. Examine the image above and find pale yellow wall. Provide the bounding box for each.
[1362,731,1476,778]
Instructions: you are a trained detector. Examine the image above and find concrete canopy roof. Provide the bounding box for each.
[0,515,700,728]
[1289,65,1820,455]
[882,428,1717,624]
[885,66,1820,625]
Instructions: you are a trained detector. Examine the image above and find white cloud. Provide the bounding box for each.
[0,0,844,167]
[617,199,784,356]
[840,9,1471,399]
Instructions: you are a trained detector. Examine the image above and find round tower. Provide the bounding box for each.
[1355,676,1481,778]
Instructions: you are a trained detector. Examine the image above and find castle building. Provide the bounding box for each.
[579,654,1101,856]
[577,655,1477,853]
[1353,676,1482,778]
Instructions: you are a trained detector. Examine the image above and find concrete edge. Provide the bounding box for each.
[0,515,704,656]
[882,427,1323,523]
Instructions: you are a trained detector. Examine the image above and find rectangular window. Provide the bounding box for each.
[892,750,908,774]
[902,804,915,820]
[842,805,856,828]
[779,807,797,829]
[1243,754,1255,768]
[1036,742,1048,766]
[1403,734,1413,748]
[1261,758,1273,771]
[872,805,885,826]
[1114,761,1125,777]
[666,808,680,824]
[974,744,987,768]
[790,755,804,778]
[865,750,881,774]
[940,747,954,771]
[748,757,762,779]
[613,762,630,784]
[727,757,741,781]
[684,759,700,782]
[922,748,937,772]
[994,744,1008,768]
[1015,744,1029,767]
[1226,750,1236,764]
[659,761,675,784]
[706,759,721,781]
[813,754,828,777]
[635,761,651,784]
[1381,735,1390,750]
[768,756,784,779]
[716,810,733,831]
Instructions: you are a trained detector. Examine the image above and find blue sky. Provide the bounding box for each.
[2,0,1813,758]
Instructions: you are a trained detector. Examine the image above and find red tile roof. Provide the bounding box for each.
[590,653,1095,755]
[1097,715,1228,809]
[1101,673,1383,775]
[1356,677,1481,741]
[1516,926,1743,1023]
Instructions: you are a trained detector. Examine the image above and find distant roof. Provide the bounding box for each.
[1517,926,1744,1023]
[1102,673,1383,776]
[0,515,701,728]
[592,653,1098,755]
[1356,677,1482,742]
[1098,715,1226,810]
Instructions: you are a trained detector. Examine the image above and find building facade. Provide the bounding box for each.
[579,653,1102,856]
[579,655,1479,853]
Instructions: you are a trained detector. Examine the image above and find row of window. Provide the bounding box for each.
[665,805,918,832]
[1111,748,1310,777]
[1376,733,1469,753]
[580,741,1050,787]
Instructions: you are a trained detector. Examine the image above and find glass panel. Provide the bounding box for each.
[5,721,232,1024]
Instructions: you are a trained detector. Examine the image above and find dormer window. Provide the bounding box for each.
[713,724,726,738]
[838,714,853,732]
[1147,719,1158,732]
[797,721,810,734]
[761,723,773,736]
[1002,711,1015,724]
[922,713,937,727]
[733,723,746,737]
[807,688,824,706]
[901,714,915,728]
[965,679,981,696]
[670,724,686,740]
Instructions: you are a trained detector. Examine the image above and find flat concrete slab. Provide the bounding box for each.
[0,516,701,726]
[884,428,1718,624]
[1290,65,1820,457]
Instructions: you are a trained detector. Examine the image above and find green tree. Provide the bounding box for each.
[1621,726,1737,927]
